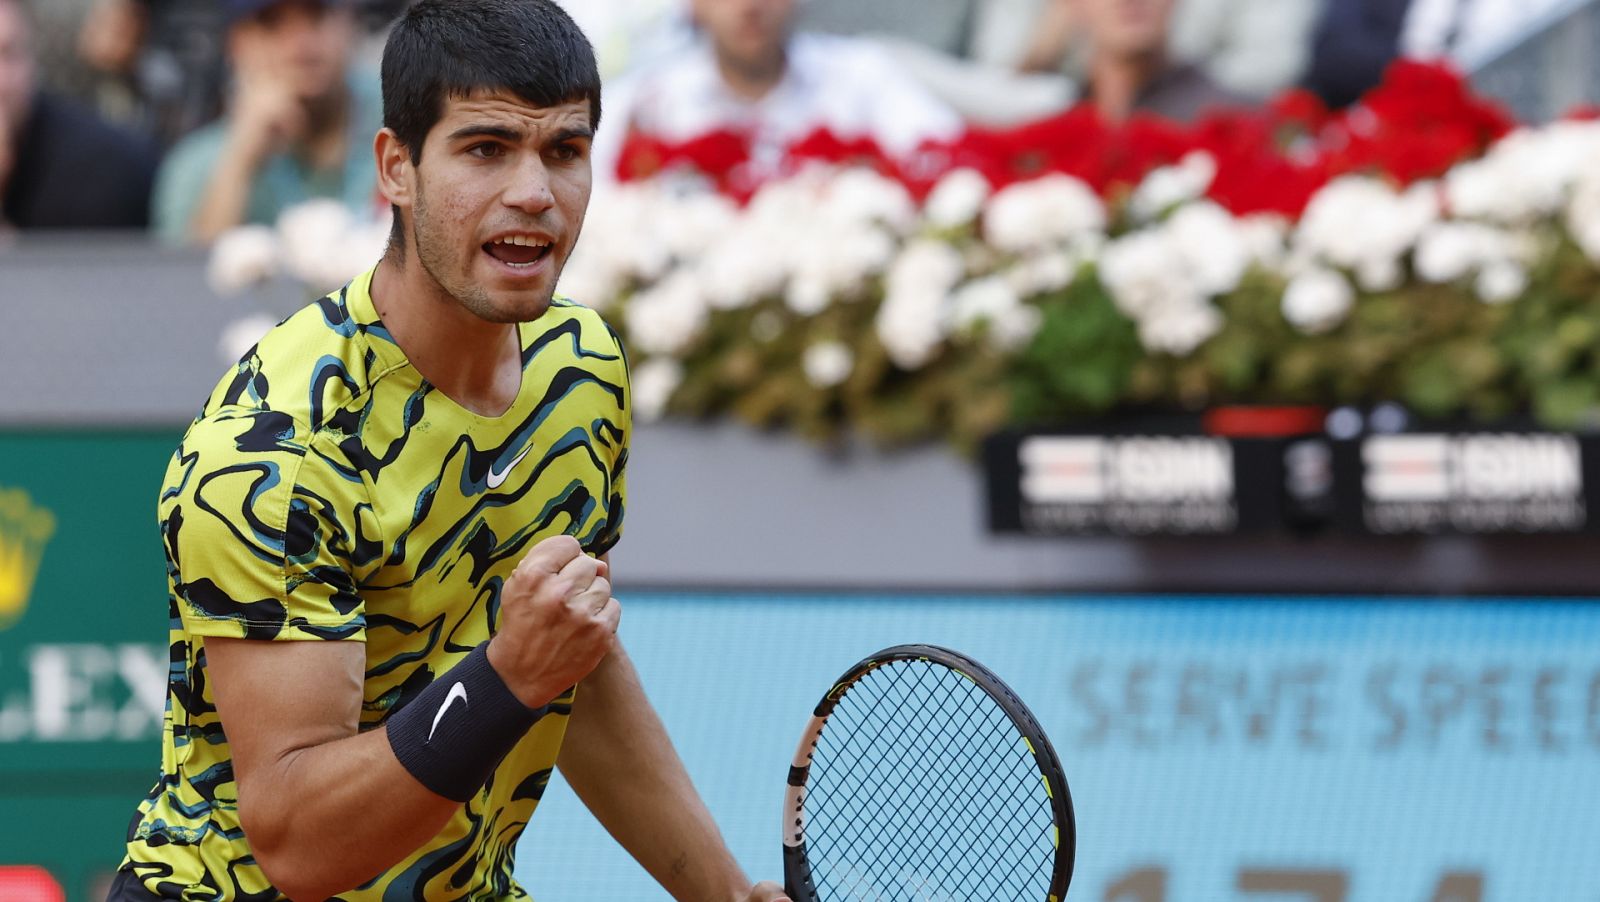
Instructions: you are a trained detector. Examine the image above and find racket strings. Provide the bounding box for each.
[803,660,1057,901]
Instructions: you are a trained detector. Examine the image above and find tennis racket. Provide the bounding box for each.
[782,644,1075,901]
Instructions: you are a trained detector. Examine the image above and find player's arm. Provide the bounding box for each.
[557,575,789,902]
[207,536,616,901]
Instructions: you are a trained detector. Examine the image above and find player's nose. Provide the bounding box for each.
[502,157,557,215]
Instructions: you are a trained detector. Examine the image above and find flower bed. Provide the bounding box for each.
[217,63,1600,448]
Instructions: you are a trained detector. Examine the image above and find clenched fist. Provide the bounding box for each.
[486,535,620,709]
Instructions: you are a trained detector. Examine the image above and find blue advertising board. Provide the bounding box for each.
[519,594,1600,901]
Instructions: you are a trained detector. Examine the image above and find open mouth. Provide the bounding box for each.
[484,235,554,269]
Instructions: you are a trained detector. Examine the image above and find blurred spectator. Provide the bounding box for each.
[1302,0,1409,109]
[0,0,157,230]
[554,0,693,80]
[1038,0,1251,122]
[77,0,226,147]
[1305,0,1576,109]
[798,0,974,58]
[152,0,380,245]
[1019,0,1321,99]
[791,0,1077,126]
[593,0,963,185]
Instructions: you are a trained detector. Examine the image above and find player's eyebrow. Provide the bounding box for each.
[447,124,525,144]
[546,125,596,145]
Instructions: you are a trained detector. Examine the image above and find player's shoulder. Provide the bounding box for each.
[537,295,628,359]
[200,275,392,430]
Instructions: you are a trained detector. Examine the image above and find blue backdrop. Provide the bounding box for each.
[518,594,1600,901]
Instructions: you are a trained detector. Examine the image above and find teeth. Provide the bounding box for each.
[494,235,550,248]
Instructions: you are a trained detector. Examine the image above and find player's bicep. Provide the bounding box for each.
[205,636,366,790]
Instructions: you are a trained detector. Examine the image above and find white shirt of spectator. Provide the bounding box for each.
[1402,0,1578,69]
[593,33,965,186]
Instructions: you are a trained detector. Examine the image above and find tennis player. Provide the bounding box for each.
[109,2,789,899]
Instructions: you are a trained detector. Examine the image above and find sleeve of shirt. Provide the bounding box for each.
[161,411,372,641]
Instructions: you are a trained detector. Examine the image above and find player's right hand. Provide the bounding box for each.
[486,535,620,709]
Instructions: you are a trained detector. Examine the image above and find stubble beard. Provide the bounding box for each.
[411,184,556,325]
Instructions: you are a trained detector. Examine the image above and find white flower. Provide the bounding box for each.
[1137,300,1222,356]
[698,228,789,311]
[1167,201,1250,296]
[983,174,1106,256]
[1098,229,1201,320]
[1356,256,1403,293]
[949,277,1021,330]
[278,199,359,293]
[556,244,626,312]
[1446,122,1600,225]
[923,168,992,229]
[1235,214,1289,272]
[783,224,896,316]
[659,191,739,260]
[216,312,279,363]
[1475,260,1528,304]
[992,305,1044,351]
[1568,169,1600,264]
[1003,251,1076,297]
[1282,267,1355,335]
[1129,151,1217,222]
[1295,176,1437,277]
[208,225,280,296]
[821,168,918,234]
[876,239,965,369]
[341,212,391,280]
[630,358,683,422]
[946,277,1043,352]
[1412,221,1504,283]
[624,272,709,357]
[802,341,855,388]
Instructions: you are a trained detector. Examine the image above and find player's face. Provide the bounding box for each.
[232,0,353,101]
[407,92,594,324]
[0,0,35,134]
[1073,0,1174,57]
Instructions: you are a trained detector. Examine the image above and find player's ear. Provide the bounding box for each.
[375,127,415,210]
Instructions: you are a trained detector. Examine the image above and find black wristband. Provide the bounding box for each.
[385,643,547,803]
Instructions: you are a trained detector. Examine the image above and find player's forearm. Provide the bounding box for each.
[560,643,752,902]
[240,728,460,901]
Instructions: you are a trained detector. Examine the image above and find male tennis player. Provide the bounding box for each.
[110,2,789,899]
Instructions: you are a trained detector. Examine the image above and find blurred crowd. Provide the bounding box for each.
[0,0,1583,241]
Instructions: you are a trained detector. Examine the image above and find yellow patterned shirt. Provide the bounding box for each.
[118,267,629,900]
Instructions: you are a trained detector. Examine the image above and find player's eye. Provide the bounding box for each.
[467,142,506,160]
[550,143,584,163]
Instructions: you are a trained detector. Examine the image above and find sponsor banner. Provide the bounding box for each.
[985,425,1323,536]
[522,593,1600,901]
[0,432,178,899]
[1334,431,1600,535]
[991,423,1600,537]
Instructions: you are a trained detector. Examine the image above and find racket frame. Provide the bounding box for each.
[782,643,1076,902]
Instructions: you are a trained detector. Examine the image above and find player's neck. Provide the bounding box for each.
[370,255,524,418]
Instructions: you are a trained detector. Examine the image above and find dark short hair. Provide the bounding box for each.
[381,0,602,164]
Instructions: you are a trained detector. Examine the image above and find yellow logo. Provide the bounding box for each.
[0,487,55,631]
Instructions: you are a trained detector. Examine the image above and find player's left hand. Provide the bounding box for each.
[744,881,791,902]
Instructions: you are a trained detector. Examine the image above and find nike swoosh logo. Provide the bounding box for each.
[486,446,532,490]
[427,681,469,743]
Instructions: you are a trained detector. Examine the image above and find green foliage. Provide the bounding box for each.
[631,226,1600,448]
